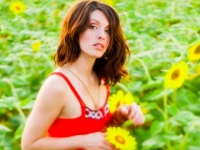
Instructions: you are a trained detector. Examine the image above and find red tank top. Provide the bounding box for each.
[48,72,112,148]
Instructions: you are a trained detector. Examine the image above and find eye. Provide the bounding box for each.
[105,29,110,34]
[89,25,98,30]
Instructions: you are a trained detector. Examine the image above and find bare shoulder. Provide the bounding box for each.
[34,73,68,110]
[41,73,67,94]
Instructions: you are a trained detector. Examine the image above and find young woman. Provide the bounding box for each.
[21,0,145,150]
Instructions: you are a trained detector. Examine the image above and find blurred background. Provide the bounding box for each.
[0,0,200,149]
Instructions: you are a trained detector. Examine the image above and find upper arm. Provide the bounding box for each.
[22,75,66,145]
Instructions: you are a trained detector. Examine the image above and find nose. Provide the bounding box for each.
[97,28,106,40]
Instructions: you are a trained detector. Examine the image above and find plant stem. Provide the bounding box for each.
[15,103,26,123]
[163,87,174,150]
[116,82,131,93]
[2,78,26,123]
[135,58,153,83]
[163,87,168,131]
[172,89,177,104]
[180,133,189,150]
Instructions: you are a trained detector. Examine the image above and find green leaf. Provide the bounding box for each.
[150,121,165,135]
[142,134,166,149]
[166,104,178,115]
[11,75,29,86]
[0,124,12,132]
[20,99,34,109]
[142,88,173,101]
[188,103,200,113]
[184,119,200,137]
[0,97,16,110]
[142,80,163,91]
[144,114,154,122]
[177,88,197,107]
[127,81,143,93]
[188,146,200,150]
[163,133,183,141]
[173,111,197,126]
[14,123,25,141]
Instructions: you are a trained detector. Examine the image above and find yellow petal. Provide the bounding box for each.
[9,1,26,15]
[188,41,200,61]
[117,90,124,99]
[121,93,134,105]
[164,61,188,89]
[106,127,137,150]
[32,41,42,52]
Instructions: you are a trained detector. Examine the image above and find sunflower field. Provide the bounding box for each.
[0,0,200,149]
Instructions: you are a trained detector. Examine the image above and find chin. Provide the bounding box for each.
[91,53,104,59]
[95,54,104,59]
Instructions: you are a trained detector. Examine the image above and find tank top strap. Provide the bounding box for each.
[50,72,86,107]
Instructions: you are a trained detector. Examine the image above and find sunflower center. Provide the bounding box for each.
[15,6,21,10]
[171,69,180,80]
[194,45,200,54]
[115,135,126,145]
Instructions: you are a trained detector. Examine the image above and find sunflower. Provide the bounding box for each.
[104,0,114,6]
[106,127,137,150]
[188,41,200,61]
[9,1,26,15]
[108,90,134,113]
[32,41,42,52]
[164,61,188,89]
[189,65,200,80]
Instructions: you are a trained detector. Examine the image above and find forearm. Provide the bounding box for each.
[22,135,85,150]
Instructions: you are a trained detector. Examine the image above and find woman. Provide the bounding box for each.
[21,0,145,149]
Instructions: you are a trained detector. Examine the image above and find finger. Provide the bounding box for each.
[136,105,145,124]
[99,132,106,136]
[127,103,138,119]
[137,107,145,124]
[121,103,136,118]
[136,115,145,125]
[120,105,129,115]
[133,106,145,126]
[103,140,116,150]
[133,112,142,126]
[129,105,142,125]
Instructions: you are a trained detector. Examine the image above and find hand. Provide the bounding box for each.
[119,103,145,126]
[83,132,117,150]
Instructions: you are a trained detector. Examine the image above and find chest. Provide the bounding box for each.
[58,83,109,119]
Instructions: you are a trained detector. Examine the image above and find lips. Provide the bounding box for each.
[93,43,104,49]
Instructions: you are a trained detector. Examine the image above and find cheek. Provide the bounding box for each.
[79,31,93,46]
[79,32,90,48]
[79,30,92,42]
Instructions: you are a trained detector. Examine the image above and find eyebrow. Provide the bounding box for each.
[90,19,109,27]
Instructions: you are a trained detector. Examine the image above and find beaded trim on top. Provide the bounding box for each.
[85,103,110,119]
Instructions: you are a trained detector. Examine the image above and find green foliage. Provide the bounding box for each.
[0,0,200,149]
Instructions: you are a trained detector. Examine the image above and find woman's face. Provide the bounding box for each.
[79,10,110,59]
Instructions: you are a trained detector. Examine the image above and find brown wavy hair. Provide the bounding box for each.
[54,0,130,86]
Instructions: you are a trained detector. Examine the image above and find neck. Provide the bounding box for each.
[64,55,100,109]
[65,54,96,79]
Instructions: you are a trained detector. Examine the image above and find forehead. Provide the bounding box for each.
[89,10,109,26]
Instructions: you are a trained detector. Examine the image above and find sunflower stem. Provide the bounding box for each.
[163,87,173,149]
[134,58,153,83]
[172,89,177,104]
[180,133,189,150]
[116,83,131,93]
[156,106,165,120]
[163,87,168,131]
